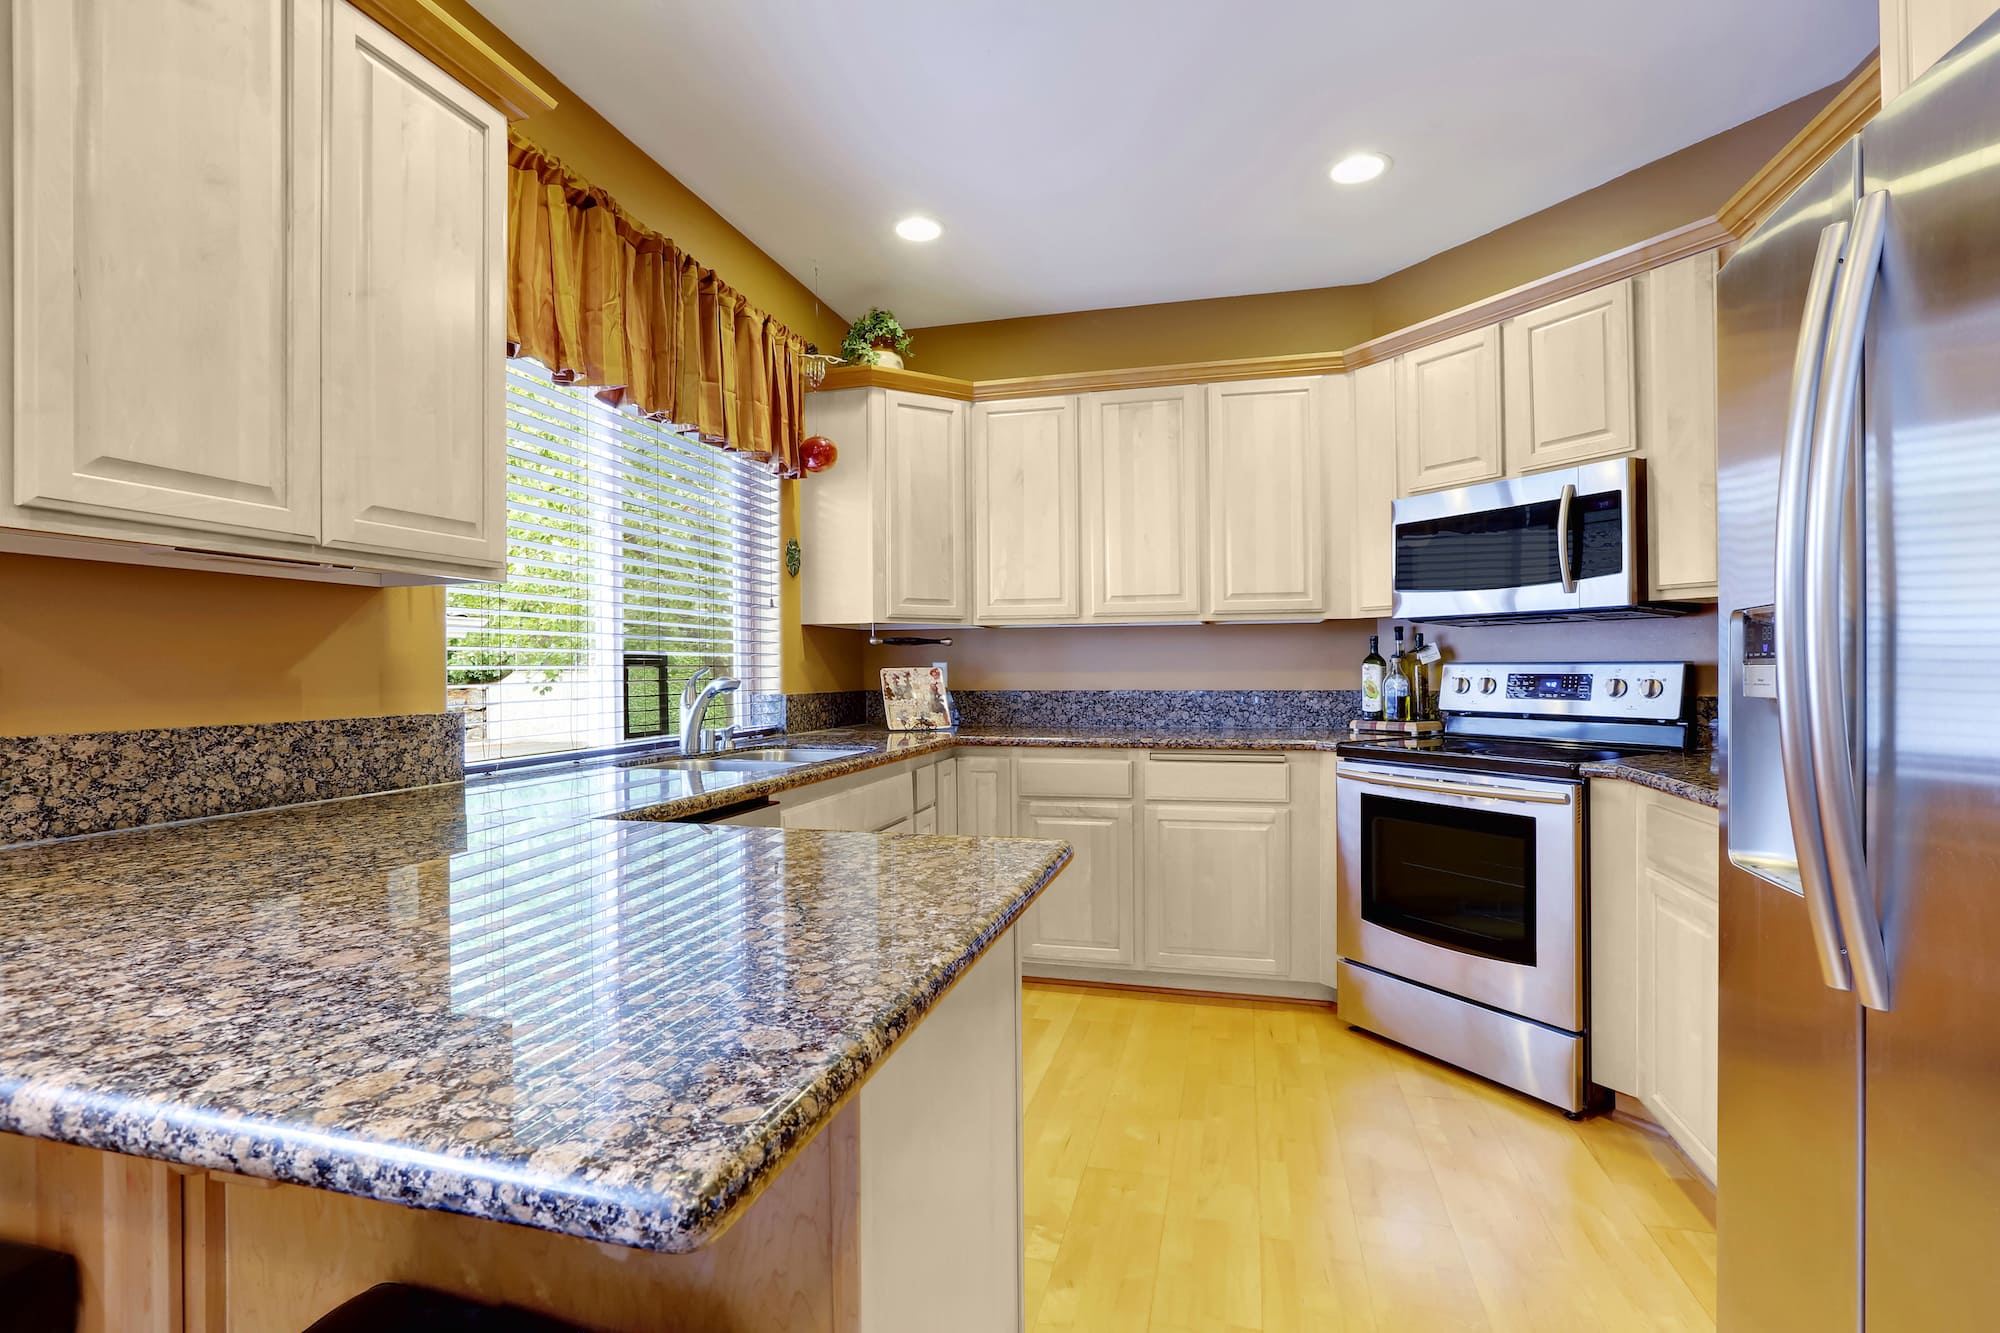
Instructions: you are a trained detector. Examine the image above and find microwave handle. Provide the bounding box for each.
[1555,483,1576,593]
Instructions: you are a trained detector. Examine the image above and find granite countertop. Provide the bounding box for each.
[1578,749,1721,808]
[0,794,1069,1252]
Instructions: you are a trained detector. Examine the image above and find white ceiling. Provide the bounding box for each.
[470,0,1877,328]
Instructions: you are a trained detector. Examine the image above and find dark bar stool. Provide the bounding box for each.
[0,1239,80,1333]
[304,1283,590,1333]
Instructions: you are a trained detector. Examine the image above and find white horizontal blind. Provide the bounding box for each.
[447,358,782,764]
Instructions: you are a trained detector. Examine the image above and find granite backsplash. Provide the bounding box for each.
[0,713,463,847]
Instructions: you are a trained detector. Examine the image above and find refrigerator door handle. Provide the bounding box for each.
[1805,187,1893,1011]
[1777,218,1858,992]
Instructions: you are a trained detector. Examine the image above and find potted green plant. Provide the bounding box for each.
[841,307,914,370]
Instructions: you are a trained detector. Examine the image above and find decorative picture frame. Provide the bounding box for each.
[880,666,954,732]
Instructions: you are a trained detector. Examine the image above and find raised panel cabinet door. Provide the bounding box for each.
[936,757,959,835]
[957,755,1014,837]
[1642,869,1719,1179]
[1396,325,1503,494]
[322,3,506,568]
[1881,0,1999,103]
[1080,386,1205,621]
[13,0,323,538]
[1502,280,1636,473]
[1142,802,1291,977]
[1350,361,1400,615]
[1204,377,1326,618]
[1639,252,1720,599]
[972,396,1080,622]
[1017,800,1136,966]
[881,391,970,621]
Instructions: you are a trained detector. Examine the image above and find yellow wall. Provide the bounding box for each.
[909,83,1837,381]
[0,556,445,737]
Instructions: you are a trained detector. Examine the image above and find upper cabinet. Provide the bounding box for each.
[1347,362,1400,616]
[1396,325,1503,494]
[972,396,1081,623]
[3,0,508,584]
[1637,253,1720,600]
[800,386,970,625]
[1881,0,1999,104]
[1080,386,1205,622]
[12,0,324,542]
[322,3,506,568]
[1502,279,1637,474]
[1204,377,1326,619]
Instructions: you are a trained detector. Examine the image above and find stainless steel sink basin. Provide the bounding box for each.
[621,744,871,774]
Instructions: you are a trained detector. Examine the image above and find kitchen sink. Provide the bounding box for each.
[621,744,871,774]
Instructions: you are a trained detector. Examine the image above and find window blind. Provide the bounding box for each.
[447,358,782,765]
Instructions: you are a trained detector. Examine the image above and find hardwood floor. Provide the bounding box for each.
[1021,982,1716,1333]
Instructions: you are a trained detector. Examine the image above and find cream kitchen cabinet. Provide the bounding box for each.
[1346,360,1400,615]
[801,387,970,625]
[1143,801,1292,978]
[2,0,507,585]
[321,2,506,569]
[1017,800,1137,966]
[1079,385,1205,621]
[1203,377,1326,619]
[956,753,1014,836]
[971,396,1081,623]
[1590,779,1720,1180]
[778,766,917,832]
[1881,0,1997,104]
[1396,325,1503,494]
[1636,252,1720,600]
[1502,280,1637,474]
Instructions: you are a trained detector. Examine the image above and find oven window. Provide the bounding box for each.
[1360,793,1536,965]
[1393,488,1624,592]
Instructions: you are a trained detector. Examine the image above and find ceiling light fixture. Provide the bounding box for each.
[1329,152,1391,186]
[894,215,943,242]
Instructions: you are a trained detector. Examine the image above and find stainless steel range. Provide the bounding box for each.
[1334,660,1692,1115]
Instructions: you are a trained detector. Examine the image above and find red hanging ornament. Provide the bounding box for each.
[801,435,839,473]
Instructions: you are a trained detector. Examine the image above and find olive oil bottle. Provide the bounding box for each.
[1361,635,1386,721]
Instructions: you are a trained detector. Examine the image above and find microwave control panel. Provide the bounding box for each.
[1438,661,1690,722]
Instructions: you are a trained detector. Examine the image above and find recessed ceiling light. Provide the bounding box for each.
[895,216,943,242]
[1329,152,1391,186]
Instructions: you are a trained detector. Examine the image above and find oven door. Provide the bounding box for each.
[1336,761,1583,1030]
[1390,458,1641,621]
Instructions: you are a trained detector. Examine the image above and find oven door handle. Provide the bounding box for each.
[1335,764,1574,806]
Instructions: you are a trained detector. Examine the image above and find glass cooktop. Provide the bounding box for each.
[1334,733,1680,779]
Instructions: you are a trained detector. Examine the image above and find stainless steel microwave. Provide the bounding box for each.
[1390,458,1691,623]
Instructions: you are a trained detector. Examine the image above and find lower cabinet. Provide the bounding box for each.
[958,755,1014,836]
[1141,803,1291,977]
[1590,780,1720,1179]
[1017,801,1137,966]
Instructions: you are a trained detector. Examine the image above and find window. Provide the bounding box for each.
[447,359,781,765]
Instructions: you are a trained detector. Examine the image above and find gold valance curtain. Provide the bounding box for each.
[504,135,809,478]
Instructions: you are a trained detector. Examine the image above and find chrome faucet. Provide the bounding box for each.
[679,668,742,755]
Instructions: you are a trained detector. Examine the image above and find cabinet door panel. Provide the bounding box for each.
[1350,362,1399,615]
[1080,387,1204,620]
[1018,801,1136,966]
[882,391,969,621]
[1396,326,1503,494]
[322,4,505,567]
[1643,870,1719,1178]
[14,0,321,538]
[1639,253,1720,599]
[1205,378,1325,617]
[1143,803,1290,976]
[936,758,959,835]
[1503,280,1636,473]
[957,755,1013,837]
[972,397,1079,622]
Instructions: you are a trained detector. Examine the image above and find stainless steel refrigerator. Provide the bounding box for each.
[1718,15,2000,1331]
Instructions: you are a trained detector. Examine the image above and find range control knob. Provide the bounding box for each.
[1479,676,1498,696]
[1642,678,1666,699]
[1607,678,1629,698]
[1454,676,1473,694]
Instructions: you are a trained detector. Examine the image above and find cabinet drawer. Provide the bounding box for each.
[1144,754,1289,803]
[859,771,917,831]
[915,762,938,810]
[1017,755,1135,799]
[1643,792,1719,897]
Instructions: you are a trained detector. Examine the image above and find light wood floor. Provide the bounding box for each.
[1021,982,1716,1333]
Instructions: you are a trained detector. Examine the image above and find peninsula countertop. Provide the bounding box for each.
[0,786,1070,1253]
